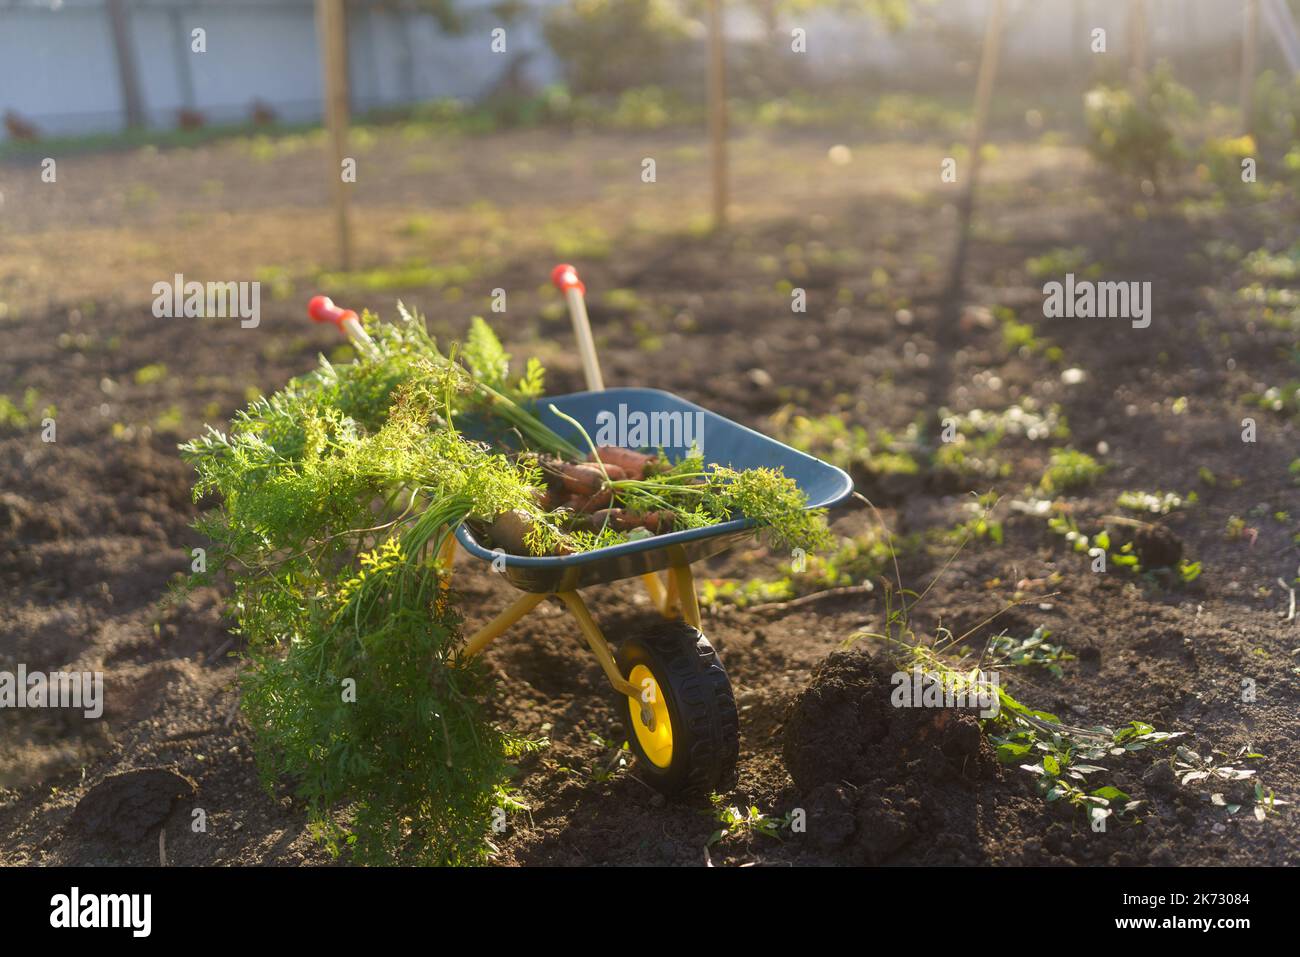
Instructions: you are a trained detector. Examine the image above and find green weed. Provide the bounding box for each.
[1040,448,1105,493]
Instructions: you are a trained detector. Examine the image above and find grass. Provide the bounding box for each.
[999,306,1065,363]
[0,119,321,161]
[1242,242,1300,282]
[0,82,1112,170]
[318,261,481,295]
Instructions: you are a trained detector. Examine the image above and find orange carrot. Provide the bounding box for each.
[535,486,565,511]
[555,461,627,495]
[587,446,657,480]
[555,462,604,496]
[638,511,675,534]
[571,488,612,512]
[583,508,625,532]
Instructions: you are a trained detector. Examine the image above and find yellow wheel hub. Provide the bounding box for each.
[627,664,673,768]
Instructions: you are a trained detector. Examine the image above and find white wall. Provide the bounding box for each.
[0,0,563,136]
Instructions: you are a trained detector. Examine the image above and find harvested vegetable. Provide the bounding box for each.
[587,445,658,479]
[180,304,832,864]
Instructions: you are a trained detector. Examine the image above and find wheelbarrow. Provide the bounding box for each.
[309,265,852,796]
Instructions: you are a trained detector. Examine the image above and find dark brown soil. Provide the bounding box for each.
[1,126,1297,867]
[782,651,1000,865]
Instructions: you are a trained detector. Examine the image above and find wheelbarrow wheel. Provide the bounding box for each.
[615,621,739,797]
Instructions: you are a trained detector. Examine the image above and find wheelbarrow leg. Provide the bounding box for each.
[669,564,701,630]
[461,591,546,658]
[665,570,679,615]
[557,591,638,697]
[641,572,673,617]
[642,565,699,625]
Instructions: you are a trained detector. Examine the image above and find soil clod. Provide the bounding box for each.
[1134,523,1183,569]
[70,768,197,844]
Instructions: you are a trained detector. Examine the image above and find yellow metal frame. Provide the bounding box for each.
[444,533,701,698]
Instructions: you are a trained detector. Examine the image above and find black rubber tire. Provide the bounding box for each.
[615,621,739,798]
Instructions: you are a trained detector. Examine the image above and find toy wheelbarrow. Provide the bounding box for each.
[310,266,852,796]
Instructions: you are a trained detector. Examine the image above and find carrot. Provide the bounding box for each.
[589,510,674,533]
[553,462,602,496]
[571,488,612,512]
[583,508,625,532]
[554,461,626,496]
[535,486,566,512]
[637,511,675,534]
[587,446,657,480]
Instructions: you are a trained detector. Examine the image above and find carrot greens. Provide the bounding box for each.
[179,304,831,863]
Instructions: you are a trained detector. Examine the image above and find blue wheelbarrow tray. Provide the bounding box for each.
[454,387,854,593]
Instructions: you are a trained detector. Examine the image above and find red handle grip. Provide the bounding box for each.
[308,295,357,331]
[551,263,585,296]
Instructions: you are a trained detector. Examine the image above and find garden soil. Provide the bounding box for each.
[1,129,1296,866]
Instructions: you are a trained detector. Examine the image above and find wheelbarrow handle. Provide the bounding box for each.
[307,295,379,360]
[551,263,605,393]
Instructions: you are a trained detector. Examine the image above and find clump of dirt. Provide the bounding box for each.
[69,768,197,844]
[1134,523,1183,569]
[781,650,895,791]
[782,650,1001,863]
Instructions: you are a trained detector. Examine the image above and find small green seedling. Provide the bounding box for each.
[1040,448,1105,493]
[706,800,785,847]
[986,626,1075,677]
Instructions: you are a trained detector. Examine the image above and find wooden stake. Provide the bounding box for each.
[316,0,353,270]
[943,0,1004,302]
[106,0,145,129]
[966,0,1004,196]
[1071,0,1087,83]
[1130,0,1149,95]
[1241,0,1259,136]
[707,0,729,230]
